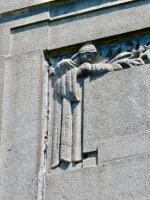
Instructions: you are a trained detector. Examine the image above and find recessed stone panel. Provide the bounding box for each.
[83,65,150,153]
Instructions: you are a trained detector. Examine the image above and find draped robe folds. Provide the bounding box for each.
[51,59,82,168]
[51,58,121,168]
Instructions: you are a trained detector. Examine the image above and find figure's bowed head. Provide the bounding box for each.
[79,51,97,64]
[72,43,98,76]
[72,43,97,65]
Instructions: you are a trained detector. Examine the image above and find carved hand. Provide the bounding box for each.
[77,62,92,76]
[111,63,123,71]
[48,67,55,76]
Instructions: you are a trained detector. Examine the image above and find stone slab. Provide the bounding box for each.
[45,153,150,200]
[83,156,97,168]
[83,65,150,153]
[50,0,130,18]
[46,166,101,200]
[0,7,50,56]
[0,0,50,15]
[0,50,43,200]
[48,0,150,51]
[0,56,4,132]
[10,21,49,55]
[0,56,4,178]
[1,0,150,56]
[0,25,10,56]
[100,153,150,200]
[98,132,150,164]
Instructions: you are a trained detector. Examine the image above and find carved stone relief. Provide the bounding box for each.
[48,37,150,169]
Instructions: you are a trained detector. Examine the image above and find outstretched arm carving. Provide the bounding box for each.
[77,61,123,77]
[49,42,150,169]
[49,43,150,78]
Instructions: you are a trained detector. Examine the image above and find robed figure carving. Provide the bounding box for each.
[50,44,122,168]
[50,43,144,168]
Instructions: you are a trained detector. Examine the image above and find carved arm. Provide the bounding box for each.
[77,62,122,77]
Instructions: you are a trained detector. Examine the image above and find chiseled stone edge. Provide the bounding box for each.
[98,132,150,164]
[50,0,138,21]
[0,0,137,23]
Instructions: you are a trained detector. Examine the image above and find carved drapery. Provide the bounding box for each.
[48,39,150,169]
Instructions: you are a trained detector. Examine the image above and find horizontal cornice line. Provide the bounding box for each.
[0,0,77,18]
[50,0,139,22]
[8,0,141,29]
[0,0,139,21]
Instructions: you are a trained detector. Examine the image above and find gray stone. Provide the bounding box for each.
[48,0,150,51]
[47,42,150,173]
[9,7,50,29]
[0,56,4,132]
[0,25,10,56]
[50,0,133,19]
[0,7,50,55]
[49,43,124,169]
[0,0,50,15]
[1,0,150,56]
[45,166,101,200]
[83,153,97,168]
[83,65,150,153]
[10,21,49,55]
[0,50,43,200]
[45,153,150,200]
[100,153,150,200]
[0,56,4,178]
[98,132,150,164]
[1,0,150,199]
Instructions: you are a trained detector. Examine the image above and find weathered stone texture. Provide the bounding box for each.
[0,8,50,55]
[1,0,150,200]
[48,0,150,51]
[83,65,150,153]
[10,21,49,55]
[0,57,4,131]
[0,25,10,56]
[45,153,150,200]
[0,0,50,14]
[0,56,4,179]
[0,50,43,200]
[1,0,150,56]
[98,132,150,163]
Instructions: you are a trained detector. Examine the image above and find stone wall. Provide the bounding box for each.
[0,0,150,199]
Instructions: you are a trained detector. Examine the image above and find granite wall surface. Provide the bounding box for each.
[0,0,150,199]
